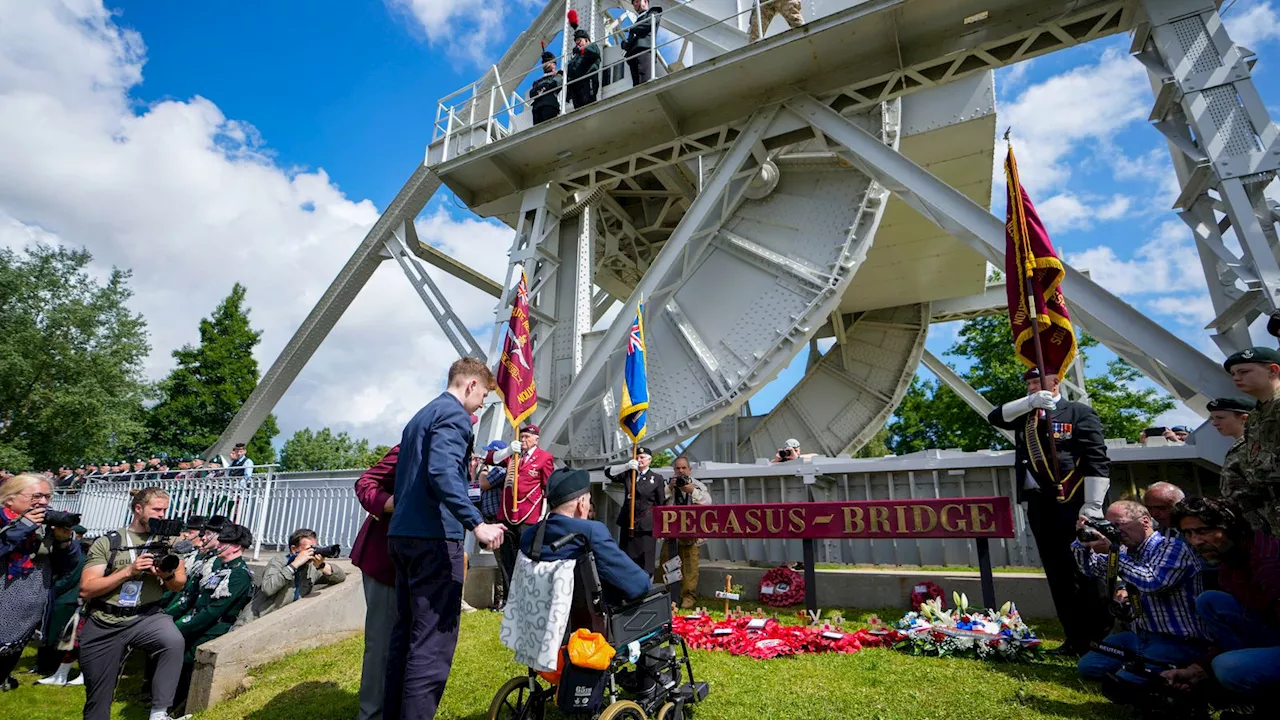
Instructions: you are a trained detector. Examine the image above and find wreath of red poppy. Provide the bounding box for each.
[758,566,805,607]
[910,581,944,611]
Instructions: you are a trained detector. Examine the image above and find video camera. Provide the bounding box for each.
[311,543,341,559]
[116,517,195,574]
[43,509,82,529]
[1077,518,1123,545]
[1088,641,1206,718]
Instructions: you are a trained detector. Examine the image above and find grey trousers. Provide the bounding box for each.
[80,612,184,720]
[358,577,397,720]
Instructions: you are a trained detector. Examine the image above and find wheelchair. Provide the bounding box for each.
[489,532,710,720]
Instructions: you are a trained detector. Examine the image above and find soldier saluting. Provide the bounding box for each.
[987,367,1111,656]
[1224,346,1280,534]
[605,446,666,578]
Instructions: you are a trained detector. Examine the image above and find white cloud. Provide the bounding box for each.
[1147,294,1215,327]
[1225,1,1280,50]
[1036,192,1132,232]
[384,0,541,64]
[0,0,513,447]
[1067,220,1204,296]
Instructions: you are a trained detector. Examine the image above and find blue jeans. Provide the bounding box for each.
[1077,631,1205,683]
[1197,590,1280,696]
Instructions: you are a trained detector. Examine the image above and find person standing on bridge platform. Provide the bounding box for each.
[748,0,806,43]
[987,367,1112,657]
[566,28,601,109]
[529,52,562,126]
[622,0,662,88]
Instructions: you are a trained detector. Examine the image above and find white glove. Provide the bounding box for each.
[1081,476,1109,520]
[999,391,1057,422]
[609,459,640,475]
[1028,391,1057,411]
[490,445,514,463]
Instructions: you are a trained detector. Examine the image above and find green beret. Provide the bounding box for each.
[1223,346,1280,371]
[1207,396,1257,413]
[546,468,590,508]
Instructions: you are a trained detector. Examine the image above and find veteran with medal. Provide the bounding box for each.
[988,367,1112,656]
[605,446,667,578]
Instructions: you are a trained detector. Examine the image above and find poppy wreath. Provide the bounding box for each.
[910,581,944,611]
[758,565,805,607]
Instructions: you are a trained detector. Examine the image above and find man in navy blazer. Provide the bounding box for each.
[385,357,506,720]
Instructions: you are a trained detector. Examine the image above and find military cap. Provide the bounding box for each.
[1222,346,1280,371]
[217,523,253,548]
[72,524,87,535]
[1171,425,1190,433]
[636,446,652,456]
[574,28,590,40]
[521,424,541,436]
[546,468,591,508]
[1207,396,1257,413]
[204,515,231,532]
[185,514,208,531]
[541,51,555,63]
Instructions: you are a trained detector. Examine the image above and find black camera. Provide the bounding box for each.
[115,518,192,575]
[777,447,796,460]
[148,517,186,537]
[311,544,341,559]
[43,509,82,528]
[1077,518,1123,545]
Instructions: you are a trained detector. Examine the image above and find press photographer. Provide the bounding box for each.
[1071,500,1209,685]
[78,487,188,720]
[659,455,711,608]
[237,527,345,625]
[0,473,83,690]
[1162,498,1280,699]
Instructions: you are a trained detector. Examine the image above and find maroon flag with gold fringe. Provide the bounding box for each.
[494,270,538,514]
[1004,145,1078,378]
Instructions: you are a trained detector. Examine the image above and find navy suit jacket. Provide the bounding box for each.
[520,513,652,607]
[389,392,484,540]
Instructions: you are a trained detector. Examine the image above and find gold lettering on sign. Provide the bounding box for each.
[660,509,678,536]
[700,511,718,536]
[724,511,743,535]
[895,505,908,533]
[868,506,890,534]
[679,510,696,536]
[941,504,969,532]
[912,505,938,533]
[765,509,784,534]
[842,506,865,534]
[744,509,763,535]
[788,507,806,534]
[969,503,996,533]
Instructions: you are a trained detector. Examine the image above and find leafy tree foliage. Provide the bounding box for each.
[278,427,390,471]
[146,284,278,462]
[885,315,1174,454]
[0,245,151,469]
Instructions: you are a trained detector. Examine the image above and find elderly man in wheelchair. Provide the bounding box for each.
[491,468,709,720]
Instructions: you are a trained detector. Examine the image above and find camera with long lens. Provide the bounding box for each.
[43,509,82,528]
[1090,642,1205,718]
[777,447,797,461]
[1077,518,1123,544]
[311,543,341,559]
[116,518,194,574]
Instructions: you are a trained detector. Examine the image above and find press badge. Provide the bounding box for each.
[119,580,144,608]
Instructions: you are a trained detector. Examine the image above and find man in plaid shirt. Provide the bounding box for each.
[1071,500,1210,682]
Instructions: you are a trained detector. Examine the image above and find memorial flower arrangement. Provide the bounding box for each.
[671,608,894,660]
[890,592,1042,662]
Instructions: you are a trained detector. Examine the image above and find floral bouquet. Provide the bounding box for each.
[892,592,1042,662]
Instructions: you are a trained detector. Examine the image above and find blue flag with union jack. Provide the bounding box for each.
[619,301,649,442]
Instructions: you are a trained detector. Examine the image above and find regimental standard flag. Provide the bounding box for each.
[619,301,649,443]
[1004,145,1078,378]
[495,270,537,429]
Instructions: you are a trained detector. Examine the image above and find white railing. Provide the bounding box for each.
[431,0,794,161]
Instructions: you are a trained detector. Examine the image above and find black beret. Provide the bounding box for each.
[217,523,252,548]
[574,29,590,40]
[546,468,591,508]
[205,515,231,532]
[1223,346,1280,371]
[1207,396,1257,413]
[185,515,208,531]
[1268,311,1280,338]
[541,51,555,63]
[636,446,652,456]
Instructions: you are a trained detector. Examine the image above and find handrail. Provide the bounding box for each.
[431,0,798,157]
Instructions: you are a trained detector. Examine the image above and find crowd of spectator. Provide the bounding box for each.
[0,444,258,490]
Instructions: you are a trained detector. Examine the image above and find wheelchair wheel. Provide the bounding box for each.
[598,699,647,720]
[489,676,545,720]
[655,702,683,720]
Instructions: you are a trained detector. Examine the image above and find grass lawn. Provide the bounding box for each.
[1,603,1126,720]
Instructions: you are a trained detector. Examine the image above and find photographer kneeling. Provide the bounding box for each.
[0,473,82,690]
[78,487,188,720]
[1162,498,1280,698]
[1072,500,1209,683]
[236,527,345,625]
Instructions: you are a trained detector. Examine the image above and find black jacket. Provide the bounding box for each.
[604,467,666,533]
[566,42,602,84]
[987,398,1109,503]
[622,6,662,56]
[529,72,562,112]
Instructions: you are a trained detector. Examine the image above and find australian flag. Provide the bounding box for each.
[619,301,649,442]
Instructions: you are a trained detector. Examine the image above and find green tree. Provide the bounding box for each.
[649,449,675,468]
[279,427,387,471]
[0,245,151,469]
[885,315,1174,454]
[146,284,278,462]
[854,428,891,458]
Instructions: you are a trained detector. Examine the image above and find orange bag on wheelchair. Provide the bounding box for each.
[556,630,616,714]
[567,629,614,670]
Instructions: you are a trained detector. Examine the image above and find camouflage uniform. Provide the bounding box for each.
[1241,387,1280,533]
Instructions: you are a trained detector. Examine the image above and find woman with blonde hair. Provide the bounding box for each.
[0,473,82,690]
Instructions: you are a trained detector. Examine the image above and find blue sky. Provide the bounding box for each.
[2,1,1279,447]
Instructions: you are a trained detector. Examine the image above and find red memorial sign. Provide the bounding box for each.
[653,497,1015,540]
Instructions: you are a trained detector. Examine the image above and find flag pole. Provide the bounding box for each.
[509,422,520,514]
[629,441,638,530]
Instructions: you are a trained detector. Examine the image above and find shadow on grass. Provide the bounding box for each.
[1018,696,1123,720]
[242,681,357,720]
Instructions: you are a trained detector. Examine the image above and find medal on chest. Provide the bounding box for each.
[1051,422,1073,440]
